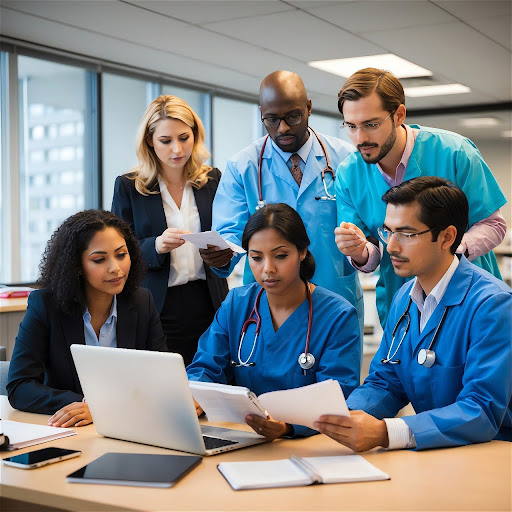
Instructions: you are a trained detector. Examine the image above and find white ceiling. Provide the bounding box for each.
[1,0,511,132]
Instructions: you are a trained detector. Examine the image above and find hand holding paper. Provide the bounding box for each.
[181,231,245,255]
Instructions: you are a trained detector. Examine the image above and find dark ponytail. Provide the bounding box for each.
[242,203,316,281]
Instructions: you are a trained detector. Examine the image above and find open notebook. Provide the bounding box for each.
[218,455,390,490]
[0,420,76,451]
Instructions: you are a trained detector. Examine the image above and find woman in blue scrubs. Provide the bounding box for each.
[187,203,361,439]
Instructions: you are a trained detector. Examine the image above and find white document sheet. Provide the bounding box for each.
[0,420,76,450]
[180,231,245,255]
[189,381,267,424]
[258,379,349,430]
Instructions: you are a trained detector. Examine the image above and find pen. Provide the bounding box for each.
[290,454,322,484]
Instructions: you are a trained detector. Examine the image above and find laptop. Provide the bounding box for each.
[70,345,267,456]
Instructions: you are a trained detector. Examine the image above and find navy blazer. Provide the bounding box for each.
[111,169,229,313]
[7,288,167,414]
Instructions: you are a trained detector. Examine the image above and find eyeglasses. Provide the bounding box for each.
[378,226,436,245]
[261,110,305,129]
[341,112,393,134]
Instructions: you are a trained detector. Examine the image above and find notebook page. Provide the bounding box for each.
[1,420,76,450]
[304,455,390,483]
[218,459,312,490]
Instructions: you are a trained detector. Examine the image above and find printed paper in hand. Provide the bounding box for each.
[180,231,245,255]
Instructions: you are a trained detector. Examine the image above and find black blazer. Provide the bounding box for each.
[111,168,229,313]
[7,288,167,414]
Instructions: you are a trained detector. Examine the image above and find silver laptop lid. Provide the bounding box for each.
[70,345,206,455]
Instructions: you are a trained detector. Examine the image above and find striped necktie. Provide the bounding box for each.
[289,153,302,186]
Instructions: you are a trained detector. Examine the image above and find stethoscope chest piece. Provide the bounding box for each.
[417,348,436,368]
[255,200,266,211]
[298,352,315,370]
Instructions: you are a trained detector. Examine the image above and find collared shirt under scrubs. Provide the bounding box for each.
[335,124,507,326]
[347,256,512,450]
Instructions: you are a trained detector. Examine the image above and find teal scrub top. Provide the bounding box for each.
[335,125,506,327]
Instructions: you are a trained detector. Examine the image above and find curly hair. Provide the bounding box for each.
[129,95,212,195]
[38,209,145,316]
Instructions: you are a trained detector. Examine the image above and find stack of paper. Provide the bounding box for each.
[0,420,76,451]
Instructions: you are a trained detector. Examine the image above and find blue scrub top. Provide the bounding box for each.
[212,132,364,327]
[347,256,512,450]
[187,282,361,437]
[335,125,507,326]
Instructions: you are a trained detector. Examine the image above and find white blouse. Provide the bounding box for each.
[158,180,206,287]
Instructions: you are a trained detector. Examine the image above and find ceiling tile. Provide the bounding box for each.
[125,0,293,25]
[203,10,384,61]
[433,0,511,21]
[361,21,511,101]
[303,1,453,34]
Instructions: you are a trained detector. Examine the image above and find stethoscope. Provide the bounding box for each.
[381,298,450,368]
[256,128,336,210]
[230,281,315,374]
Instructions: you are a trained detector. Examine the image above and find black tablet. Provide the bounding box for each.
[67,452,202,488]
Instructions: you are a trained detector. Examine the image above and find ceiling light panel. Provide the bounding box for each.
[404,84,471,97]
[308,54,432,79]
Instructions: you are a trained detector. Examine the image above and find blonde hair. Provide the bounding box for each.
[338,68,405,115]
[129,95,212,195]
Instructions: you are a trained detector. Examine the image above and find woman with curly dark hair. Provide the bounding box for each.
[7,209,167,426]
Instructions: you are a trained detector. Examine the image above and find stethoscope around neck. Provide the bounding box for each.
[381,297,450,368]
[230,281,315,374]
[256,128,336,210]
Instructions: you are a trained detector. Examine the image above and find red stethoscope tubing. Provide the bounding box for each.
[257,128,334,204]
[239,281,313,363]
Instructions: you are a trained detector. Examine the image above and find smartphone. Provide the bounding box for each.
[2,447,81,469]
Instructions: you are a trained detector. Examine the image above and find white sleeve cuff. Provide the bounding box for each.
[155,238,162,255]
[383,418,416,450]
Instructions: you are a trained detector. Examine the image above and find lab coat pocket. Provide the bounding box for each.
[293,371,317,388]
[317,199,337,233]
[429,363,465,408]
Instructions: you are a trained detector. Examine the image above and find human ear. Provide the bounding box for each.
[440,225,457,250]
[146,134,154,148]
[306,99,312,116]
[395,104,406,126]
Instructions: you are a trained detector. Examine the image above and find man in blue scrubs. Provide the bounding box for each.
[334,68,507,327]
[315,177,512,451]
[206,71,364,326]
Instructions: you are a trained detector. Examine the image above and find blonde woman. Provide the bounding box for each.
[112,95,229,365]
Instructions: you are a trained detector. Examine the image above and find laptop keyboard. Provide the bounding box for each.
[203,436,238,450]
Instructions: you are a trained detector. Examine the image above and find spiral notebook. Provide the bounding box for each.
[218,455,390,490]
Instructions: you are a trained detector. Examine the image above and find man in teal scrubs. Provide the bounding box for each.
[334,67,507,326]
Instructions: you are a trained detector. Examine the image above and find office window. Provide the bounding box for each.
[309,112,352,144]
[101,73,153,209]
[17,56,91,282]
[0,52,6,283]
[212,96,261,173]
